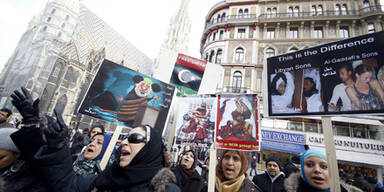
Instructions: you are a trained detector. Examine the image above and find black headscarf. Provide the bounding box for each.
[94,127,164,191]
[177,149,197,186]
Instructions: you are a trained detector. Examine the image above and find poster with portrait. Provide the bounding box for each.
[78,59,175,133]
[170,54,207,96]
[267,31,384,117]
[175,95,216,145]
[215,94,260,151]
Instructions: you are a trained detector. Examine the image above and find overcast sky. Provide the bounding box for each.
[0,0,219,68]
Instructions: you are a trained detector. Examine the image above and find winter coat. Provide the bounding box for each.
[283,162,299,178]
[252,171,286,192]
[1,162,46,192]
[284,172,363,192]
[150,168,181,192]
[173,167,205,192]
[238,179,262,192]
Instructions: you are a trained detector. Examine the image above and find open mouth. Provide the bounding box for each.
[121,149,131,157]
[225,168,235,175]
[87,148,94,153]
[312,176,325,184]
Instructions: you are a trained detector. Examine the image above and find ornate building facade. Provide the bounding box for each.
[0,0,153,130]
[201,0,384,183]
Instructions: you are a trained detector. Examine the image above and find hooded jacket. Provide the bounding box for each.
[150,168,180,192]
[284,172,363,192]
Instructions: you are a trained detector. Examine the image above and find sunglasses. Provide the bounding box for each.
[122,133,147,144]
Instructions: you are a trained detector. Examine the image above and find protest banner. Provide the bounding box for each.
[267,31,384,117]
[170,54,207,96]
[175,95,216,145]
[215,94,260,151]
[78,59,175,133]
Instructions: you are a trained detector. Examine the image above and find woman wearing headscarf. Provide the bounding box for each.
[172,149,204,192]
[284,149,362,192]
[72,132,114,175]
[216,150,262,192]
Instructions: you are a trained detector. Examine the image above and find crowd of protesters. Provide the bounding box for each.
[0,87,383,192]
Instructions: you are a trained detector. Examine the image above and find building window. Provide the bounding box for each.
[289,7,294,17]
[205,53,209,61]
[317,5,323,15]
[52,65,61,77]
[266,48,275,58]
[289,27,298,39]
[238,9,243,18]
[221,13,226,21]
[42,26,47,32]
[311,6,317,16]
[244,8,249,17]
[47,17,51,22]
[61,23,65,28]
[216,49,223,64]
[314,27,323,38]
[294,6,299,17]
[212,32,216,41]
[58,32,62,38]
[232,71,242,93]
[339,26,349,38]
[51,9,56,14]
[235,48,244,62]
[288,47,299,53]
[65,15,69,21]
[272,8,277,18]
[368,23,375,33]
[219,30,224,40]
[266,28,275,39]
[209,50,214,62]
[237,28,246,39]
[54,95,67,115]
[335,4,341,15]
[341,4,347,15]
[217,14,221,23]
[364,0,371,12]
[266,8,271,18]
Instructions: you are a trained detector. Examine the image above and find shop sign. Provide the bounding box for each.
[261,130,305,154]
[306,133,384,155]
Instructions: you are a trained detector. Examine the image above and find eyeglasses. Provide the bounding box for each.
[123,133,147,144]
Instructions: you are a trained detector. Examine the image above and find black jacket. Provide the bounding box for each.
[252,171,286,192]
[172,167,204,192]
[1,162,46,192]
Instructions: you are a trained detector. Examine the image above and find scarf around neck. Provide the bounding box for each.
[216,174,245,192]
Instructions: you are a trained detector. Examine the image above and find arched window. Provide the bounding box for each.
[289,7,294,17]
[205,53,209,61]
[40,89,50,113]
[288,47,299,53]
[341,4,347,15]
[311,6,317,16]
[65,15,69,21]
[47,17,51,22]
[221,13,226,21]
[61,23,65,28]
[232,71,242,93]
[317,5,323,15]
[216,49,223,64]
[42,26,47,32]
[294,6,299,16]
[212,32,216,41]
[335,4,341,15]
[272,8,277,18]
[219,30,224,40]
[54,95,67,115]
[266,48,275,58]
[368,23,375,33]
[217,14,221,23]
[364,0,370,12]
[58,32,62,38]
[266,8,271,18]
[209,50,214,62]
[244,8,249,17]
[235,48,245,62]
[238,9,243,18]
[51,9,56,14]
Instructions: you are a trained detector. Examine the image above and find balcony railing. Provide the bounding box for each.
[205,14,258,29]
[258,5,384,21]
[216,86,251,94]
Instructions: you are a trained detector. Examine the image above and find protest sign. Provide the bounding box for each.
[175,95,216,145]
[170,54,207,96]
[78,59,175,133]
[215,94,260,151]
[267,31,384,117]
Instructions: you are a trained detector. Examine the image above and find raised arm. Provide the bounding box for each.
[345,86,362,110]
[370,79,384,103]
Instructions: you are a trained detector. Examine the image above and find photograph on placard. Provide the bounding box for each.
[78,59,175,132]
[175,96,215,145]
[215,94,260,151]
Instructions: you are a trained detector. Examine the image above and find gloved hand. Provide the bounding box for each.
[10,87,40,124]
[43,110,68,150]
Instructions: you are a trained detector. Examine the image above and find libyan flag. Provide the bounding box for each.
[170,54,206,95]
